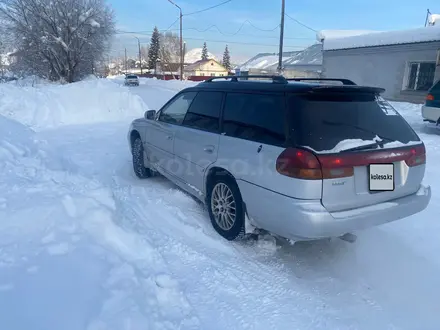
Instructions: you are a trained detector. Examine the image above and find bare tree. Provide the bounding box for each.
[140,45,149,68]
[159,31,180,65]
[0,0,116,82]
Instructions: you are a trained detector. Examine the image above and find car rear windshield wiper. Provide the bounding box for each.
[339,141,383,153]
[322,120,395,141]
[321,120,397,153]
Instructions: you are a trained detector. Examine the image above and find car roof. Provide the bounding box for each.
[182,79,385,95]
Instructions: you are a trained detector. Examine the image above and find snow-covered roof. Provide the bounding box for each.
[316,30,379,42]
[238,45,322,71]
[283,43,322,67]
[429,14,440,25]
[239,54,290,70]
[323,25,440,51]
[184,48,217,64]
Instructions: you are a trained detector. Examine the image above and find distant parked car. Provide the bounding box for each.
[127,75,431,243]
[422,79,440,125]
[124,74,139,86]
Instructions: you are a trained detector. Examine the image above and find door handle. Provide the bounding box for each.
[166,135,173,140]
[204,146,215,153]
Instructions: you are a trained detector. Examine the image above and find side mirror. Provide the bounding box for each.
[144,110,156,120]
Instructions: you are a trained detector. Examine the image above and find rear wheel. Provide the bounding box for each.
[207,175,245,241]
[132,137,152,179]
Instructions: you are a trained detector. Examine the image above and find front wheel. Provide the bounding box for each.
[132,137,152,179]
[207,175,245,241]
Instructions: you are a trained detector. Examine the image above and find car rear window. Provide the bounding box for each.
[430,79,440,94]
[288,92,420,153]
[127,75,138,79]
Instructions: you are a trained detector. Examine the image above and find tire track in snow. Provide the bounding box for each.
[108,172,394,330]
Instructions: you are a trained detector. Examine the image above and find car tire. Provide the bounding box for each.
[207,174,245,241]
[132,137,152,179]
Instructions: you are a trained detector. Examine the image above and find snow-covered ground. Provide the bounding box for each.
[1,76,440,330]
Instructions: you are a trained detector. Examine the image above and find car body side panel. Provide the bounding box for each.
[144,120,175,175]
[173,125,220,196]
[214,135,322,200]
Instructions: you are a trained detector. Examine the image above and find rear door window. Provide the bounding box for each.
[222,92,286,147]
[288,92,420,153]
[182,91,223,133]
[430,79,440,94]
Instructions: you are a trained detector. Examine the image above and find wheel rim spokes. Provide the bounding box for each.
[211,183,236,230]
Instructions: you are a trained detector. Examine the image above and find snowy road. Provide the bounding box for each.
[1,78,440,329]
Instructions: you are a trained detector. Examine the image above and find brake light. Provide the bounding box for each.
[426,94,435,101]
[276,144,426,180]
[276,148,322,180]
[405,144,426,166]
[275,148,354,180]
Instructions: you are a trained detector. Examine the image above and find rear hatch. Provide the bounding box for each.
[288,87,425,212]
[425,79,440,108]
[126,75,138,82]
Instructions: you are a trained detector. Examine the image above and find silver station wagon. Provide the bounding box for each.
[127,76,431,242]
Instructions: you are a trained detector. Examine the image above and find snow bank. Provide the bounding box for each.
[0,78,147,130]
[0,115,38,162]
[323,25,440,50]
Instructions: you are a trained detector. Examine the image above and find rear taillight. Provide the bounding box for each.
[276,144,426,180]
[405,144,426,167]
[275,148,354,180]
[276,148,322,180]
[426,94,435,101]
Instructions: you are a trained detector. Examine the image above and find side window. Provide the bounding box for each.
[431,79,440,93]
[159,92,197,125]
[222,93,286,146]
[182,91,223,133]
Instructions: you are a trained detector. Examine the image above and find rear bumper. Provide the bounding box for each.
[238,181,431,241]
[421,105,440,123]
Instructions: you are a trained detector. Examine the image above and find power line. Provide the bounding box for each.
[115,31,306,48]
[184,0,232,16]
[284,13,317,32]
[190,20,280,36]
[165,17,180,31]
[115,26,314,40]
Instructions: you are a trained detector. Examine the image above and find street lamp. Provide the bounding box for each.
[133,36,143,75]
[168,0,183,81]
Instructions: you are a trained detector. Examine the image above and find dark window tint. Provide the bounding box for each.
[222,93,286,146]
[182,91,223,132]
[127,75,138,79]
[430,79,440,93]
[159,92,197,125]
[288,92,420,153]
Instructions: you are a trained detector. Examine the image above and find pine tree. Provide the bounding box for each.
[148,26,160,70]
[201,42,208,60]
[222,45,231,71]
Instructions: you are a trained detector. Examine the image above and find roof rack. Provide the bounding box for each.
[286,78,357,86]
[204,75,288,84]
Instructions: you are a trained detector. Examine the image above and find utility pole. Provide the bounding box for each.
[134,36,143,75]
[183,41,186,66]
[124,48,127,73]
[277,0,285,75]
[168,0,183,81]
[425,9,431,27]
